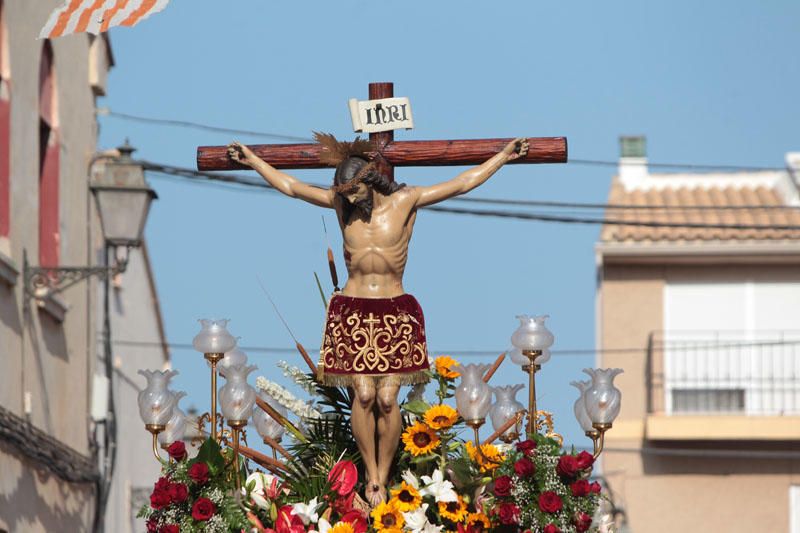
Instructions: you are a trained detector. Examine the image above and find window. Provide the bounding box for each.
[663,278,800,415]
[0,0,10,238]
[39,40,59,267]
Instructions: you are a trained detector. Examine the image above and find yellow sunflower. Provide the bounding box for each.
[424,404,459,430]
[329,523,355,533]
[389,481,422,512]
[371,501,404,531]
[434,356,460,379]
[465,440,504,473]
[438,496,468,522]
[402,422,440,456]
[466,512,491,531]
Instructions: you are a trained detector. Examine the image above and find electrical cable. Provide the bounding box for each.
[141,162,800,231]
[101,109,788,173]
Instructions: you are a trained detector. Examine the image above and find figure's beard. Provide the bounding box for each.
[342,194,373,224]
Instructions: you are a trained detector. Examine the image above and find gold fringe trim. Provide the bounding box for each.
[319,370,430,389]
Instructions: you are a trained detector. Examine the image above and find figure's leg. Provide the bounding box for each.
[376,383,401,494]
[351,378,381,506]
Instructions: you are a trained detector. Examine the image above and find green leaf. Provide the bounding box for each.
[403,399,431,416]
[314,272,328,308]
[410,453,438,465]
[190,437,225,472]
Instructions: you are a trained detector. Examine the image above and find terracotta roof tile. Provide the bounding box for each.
[600,179,800,243]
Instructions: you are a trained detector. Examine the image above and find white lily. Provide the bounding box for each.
[309,518,332,533]
[419,469,457,503]
[402,469,420,490]
[241,472,276,510]
[421,524,444,533]
[403,504,430,532]
[292,497,320,525]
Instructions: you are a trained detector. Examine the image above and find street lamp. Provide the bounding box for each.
[23,141,157,300]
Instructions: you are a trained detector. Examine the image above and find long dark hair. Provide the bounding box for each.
[334,156,405,224]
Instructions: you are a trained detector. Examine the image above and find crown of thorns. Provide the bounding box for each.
[314,132,378,193]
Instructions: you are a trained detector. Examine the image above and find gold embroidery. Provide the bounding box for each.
[322,309,427,376]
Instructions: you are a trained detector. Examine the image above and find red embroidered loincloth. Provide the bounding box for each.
[318,293,430,387]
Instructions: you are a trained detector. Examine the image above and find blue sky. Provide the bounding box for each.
[95,1,800,448]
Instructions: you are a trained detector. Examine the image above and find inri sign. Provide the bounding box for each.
[348,97,414,134]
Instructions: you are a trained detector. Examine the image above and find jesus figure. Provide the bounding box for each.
[227,135,528,505]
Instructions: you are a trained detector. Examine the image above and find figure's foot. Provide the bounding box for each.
[365,481,386,508]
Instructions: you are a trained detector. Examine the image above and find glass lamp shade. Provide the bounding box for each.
[219,364,258,423]
[570,380,594,433]
[137,369,179,426]
[192,319,237,354]
[158,391,187,445]
[455,363,493,422]
[510,315,555,356]
[489,384,525,437]
[253,392,288,441]
[215,346,248,375]
[510,346,552,366]
[582,368,624,425]
[91,185,156,247]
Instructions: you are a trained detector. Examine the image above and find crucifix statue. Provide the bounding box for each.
[197,82,566,506]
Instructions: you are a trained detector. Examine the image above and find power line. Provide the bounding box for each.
[99,109,313,143]
[103,109,787,172]
[141,161,800,232]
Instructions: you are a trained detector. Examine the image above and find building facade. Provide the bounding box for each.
[0,2,167,531]
[596,137,800,532]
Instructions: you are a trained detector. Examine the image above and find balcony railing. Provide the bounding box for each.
[646,330,800,416]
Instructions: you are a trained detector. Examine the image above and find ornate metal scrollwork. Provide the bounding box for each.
[22,250,128,300]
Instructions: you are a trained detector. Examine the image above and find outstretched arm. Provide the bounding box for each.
[227,142,335,208]
[415,138,529,208]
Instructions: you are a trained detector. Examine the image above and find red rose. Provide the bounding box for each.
[514,457,535,478]
[160,526,179,533]
[556,455,579,479]
[538,491,563,514]
[543,525,561,533]
[150,489,171,510]
[146,519,158,532]
[590,481,602,494]
[341,510,368,533]
[191,497,216,521]
[574,512,592,532]
[166,441,187,461]
[188,462,210,485]
[327,460,358,496]
[496,502,520,525]
[515,439,537,455]
[575,451,594,471]
[154,476,171,492]
[168,482,188,503]
[571,479,591,497]
[493,475,513,497]
[276,505,305,533]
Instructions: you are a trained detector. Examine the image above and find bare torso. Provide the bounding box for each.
[336,188,418,298]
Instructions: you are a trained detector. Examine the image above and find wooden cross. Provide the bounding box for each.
[197,82,567,179]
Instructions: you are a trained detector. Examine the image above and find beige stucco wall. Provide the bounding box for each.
[598,255,800,532]
[0,2,99,530]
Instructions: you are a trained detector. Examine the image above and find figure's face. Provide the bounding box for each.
[344,182,370,204]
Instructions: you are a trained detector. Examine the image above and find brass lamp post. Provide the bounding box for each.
[192,320,238,442]
[509,315,554,436]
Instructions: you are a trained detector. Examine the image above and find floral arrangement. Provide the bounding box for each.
[139,356,604,533]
